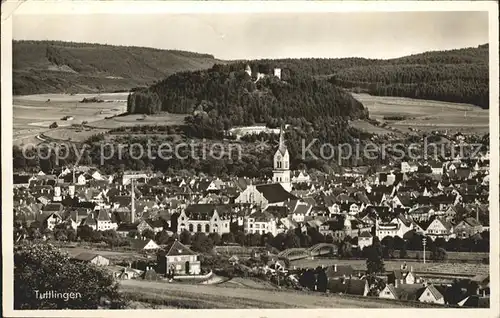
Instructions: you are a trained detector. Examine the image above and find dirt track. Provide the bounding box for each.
[119,279,425,308]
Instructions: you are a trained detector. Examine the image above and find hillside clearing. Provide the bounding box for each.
[352,93,489,134]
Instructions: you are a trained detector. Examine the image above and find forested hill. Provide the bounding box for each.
[255,44,490,108]
[127,62,368,144]
[13,41,223,95]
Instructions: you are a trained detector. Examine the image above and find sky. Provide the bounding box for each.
[13,11,489,60]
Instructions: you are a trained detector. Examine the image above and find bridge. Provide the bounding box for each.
[277,248,309,260]
[308,243,338,257]
[277,243,338,261]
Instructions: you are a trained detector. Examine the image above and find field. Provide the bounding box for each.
[119,279,435,308]
[13,93,187,146]
[290,258,489,277]
[351,93,489,134]
[59,246,151,263]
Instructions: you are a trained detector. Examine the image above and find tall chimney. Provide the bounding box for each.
[334,264,337,272]
[476,208,479,222]
[72,166,76,184]
[131,178,135,224]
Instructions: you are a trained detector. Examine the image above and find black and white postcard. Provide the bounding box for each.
[1,1,498,317]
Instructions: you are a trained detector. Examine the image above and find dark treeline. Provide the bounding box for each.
[127,63,368,130]
[244,44,490,108]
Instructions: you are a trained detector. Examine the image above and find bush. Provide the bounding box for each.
[14,244,125,309]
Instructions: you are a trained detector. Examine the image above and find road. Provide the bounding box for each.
[119,279,426,308]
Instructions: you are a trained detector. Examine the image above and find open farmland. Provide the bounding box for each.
[290,258,489,277]
[13,93,187,146]
[351,93,489,134]
[119,279,435,308]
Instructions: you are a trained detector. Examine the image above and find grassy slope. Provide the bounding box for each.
[119,279,437,308]
[13,40,224,95]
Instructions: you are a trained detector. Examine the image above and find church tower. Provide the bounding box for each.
[273,125,291,192]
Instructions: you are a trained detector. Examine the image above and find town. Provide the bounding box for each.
[13,126,490,308]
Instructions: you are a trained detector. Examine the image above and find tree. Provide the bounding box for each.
[179,230,192,245]
[77,225,95,241]
[307,227,325,245]
[142,229,155,240]
[155,230,171,245]
[208,233,221,246]
[431,247,447,261]
[191,232,214,253]
[234,231,246,246]
[245,233,261,247]
[284,231,301,249]
[221,232,235,244]
[14,244,125,309]
[316,267,328,292]
[366,238,385,274]
[271,233,286,250]
[261,232,274,246]
[338,239,353,259]
[127,229,139,239]
[381,236,395,259]
[399,242,408,259]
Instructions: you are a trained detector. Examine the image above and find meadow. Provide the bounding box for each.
[13,93,187,146]
[351,93,489,134]
[119,279,435,308]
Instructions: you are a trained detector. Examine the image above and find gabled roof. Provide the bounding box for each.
[328,278,367,295]
[96,209,111,221]
[255,183,298,203]
[394,284,425,301]
[358,231,372,238]
[423,284,444,301]
[325,265,355,278]
[130,238,158,250]
[43,203,63,212]
[165,240,196,256]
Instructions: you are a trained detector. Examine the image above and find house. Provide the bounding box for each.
[130,238,160,251]
[116,223,139,237]
[37,212,63,231]
[13,174,36,188]
[137,219,164,234]
[454,218,483,238]
[425,217,454,240]
[228,255,239,265]
[96,210,118,231]
[291,171,311,183]
[324,264,355,280]
[357,231,373,250]
[418,284,445,304]
[401,161,418,173]
[72,252,110,266]
[235,183,297,209]
[328,278,369,296]
[387,265,422,286]
[245,211,279,236]
[164,240,201,275]
[428,160,444,175]
[178,204,231,235]
[379,284,423,301]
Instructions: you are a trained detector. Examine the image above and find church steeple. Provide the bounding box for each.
[278,125,286,155]
[273,124,291,192]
